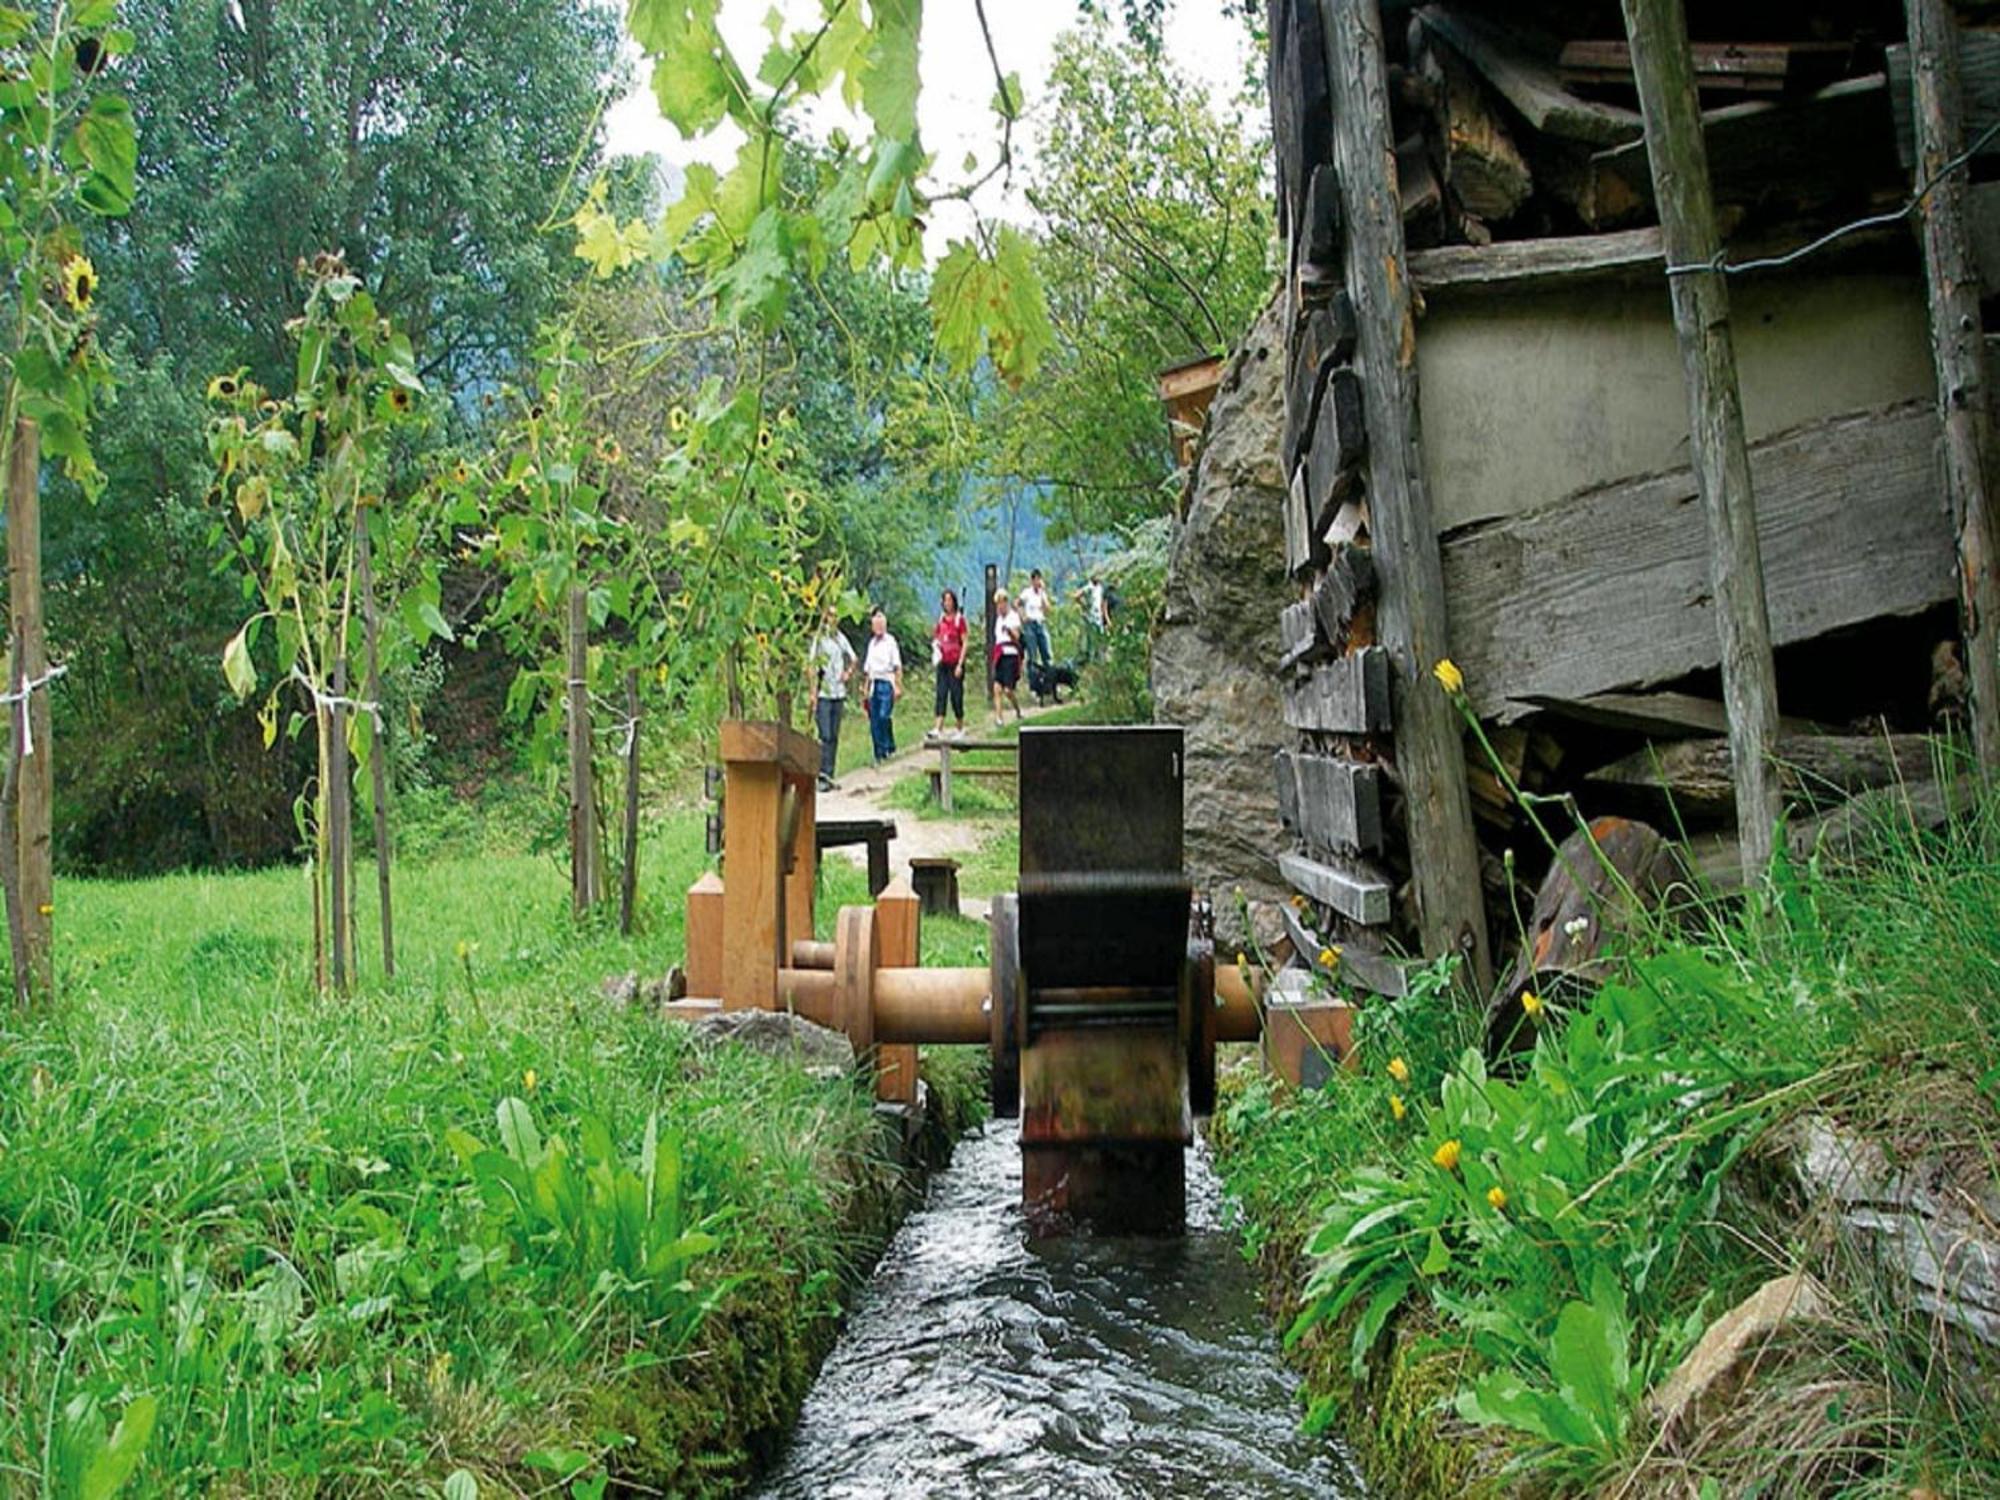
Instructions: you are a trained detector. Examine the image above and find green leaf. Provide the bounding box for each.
[496,1096,543,1167]
[639,0,738,136]
[1419,1228,1451,1276]
[1348,1272,1412,1377]
[74,94,136,214]
[444,1471,479,1500]
[1550,1294,1629,1445]
[418,600,454,642]
[79,1393,156,1500]
[857,0,920,140]
[223,624,257,699]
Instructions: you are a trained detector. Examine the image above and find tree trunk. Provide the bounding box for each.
[1622,0,1784,881]
[356,514,394,976]
[327,655,352,992]
[2,418,46,1005]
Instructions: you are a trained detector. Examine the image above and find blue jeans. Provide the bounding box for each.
[815,695,843,780]
[867,679,896,761]
[1023,618,1052,668]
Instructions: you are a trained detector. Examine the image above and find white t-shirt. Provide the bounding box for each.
[1021,583,1048,623]
[814,632,855,699]
[996,608,1023,656]
[1085,581,1106,627]
[863,633,903,684]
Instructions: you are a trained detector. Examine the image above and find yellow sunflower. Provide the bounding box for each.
[206,373,240,402]
[668,405,688,433]
[60,254,95,313]
[388,386,412,413]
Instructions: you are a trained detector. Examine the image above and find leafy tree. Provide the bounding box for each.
[982,26,1272,541]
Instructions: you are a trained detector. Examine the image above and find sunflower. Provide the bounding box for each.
[388,386,412,413]
[205,373,240,402]
[451,461,472,485]
[59,254,95,313]
[756,425,773,452]
[668,405,688,434]
[596,435,624,466]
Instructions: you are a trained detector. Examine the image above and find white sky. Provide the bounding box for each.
[601,0,1259,252]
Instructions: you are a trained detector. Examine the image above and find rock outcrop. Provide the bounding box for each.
[1153,293,1292,939]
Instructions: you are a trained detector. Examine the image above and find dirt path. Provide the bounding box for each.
[819,704,1060,921]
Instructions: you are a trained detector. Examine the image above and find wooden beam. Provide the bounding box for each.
[1281,646,1393,735]
[1278,849,1393,926]
[1587,732,1939,820]
[1417,6,1643,147]
[721,760,784,1010]
[1622,0,1785,882]
[719,718,821,778]
[1409,226,1665,294]
[1522,689,1830,740]
[1442,403,1953,721]
[1888,28,2000,171]
[874,877,920,1106]
[1907,0,2000,776]
[1321,0,1491,987]
[1278,900,1412,998]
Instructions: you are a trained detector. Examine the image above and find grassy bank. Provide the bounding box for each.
[1213,790,2000,1497]
[0,808,984,1495]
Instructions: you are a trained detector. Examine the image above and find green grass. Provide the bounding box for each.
[0,806,979,1495]
[1212,785,2000,1497]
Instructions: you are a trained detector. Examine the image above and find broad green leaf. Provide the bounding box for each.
[857,0,919,140]
[444,1471,479,1500]
[79,1393,156,1500]
[496,1096,542,1167]
[74,94,135,212]
[222,624,256,699]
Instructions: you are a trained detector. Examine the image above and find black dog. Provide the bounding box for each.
[1027,659,1078,704]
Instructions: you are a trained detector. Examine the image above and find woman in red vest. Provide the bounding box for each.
[931,588,968,738]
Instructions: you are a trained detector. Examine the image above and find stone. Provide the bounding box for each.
[601,971,639,1006]
[1645,1272,1832,1435]
[1153,293,1293,943]
[691,1008,857,1072]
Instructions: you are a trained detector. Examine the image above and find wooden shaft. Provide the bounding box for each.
[1,418,38,1006]
[1908,0,2000,775]
[790,939,836,969]
[356,512,394,978]
[1319,0,1492,990]
[777,964,989,1044]
[1214,964,1264,1042]
[1622,0,1783,879]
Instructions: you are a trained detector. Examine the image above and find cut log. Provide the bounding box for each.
[1432,37,1533,222]
[1282,750,1386,855]
[1280,646,1393,735]
[1584,732,1938,820]
[1278,849,1394,926]
[1441,403,1956,722]
[1417,5,1644,147]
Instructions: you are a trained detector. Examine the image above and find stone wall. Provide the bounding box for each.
[1153,294,1293,942]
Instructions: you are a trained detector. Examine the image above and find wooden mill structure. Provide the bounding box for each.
[1261,0,1996,1010]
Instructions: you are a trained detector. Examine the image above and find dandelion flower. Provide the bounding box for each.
[523,1068,538,1092]
[1432,657,1464,696]
[454,940,472,963]
[1487,1185,1507,1211]
[1390,1094,1406,1121]
[1432,1138,1462,1172]
[1317,946,1340,971]
[1387,1056,1410,1084]
[669,405,688,433]
[59,254,95,313]
[1521,990,1543,1016]
[1289,893,1306,910]
[1235,951,1248,972]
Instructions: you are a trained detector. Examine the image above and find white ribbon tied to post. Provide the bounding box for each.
[289,665,381,726]
[0,662,67,758]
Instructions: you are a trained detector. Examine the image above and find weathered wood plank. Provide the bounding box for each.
[1441,402,1955,722]
[1283,295,1356,466]
[1280,0,1332,218]
[1521,689,1829,740]
[1312,546,1376,643]
[1284,465,1325,579]
[1305,366,1365,524]
[1299,162,1343,292]
[1274,749,1301,833]
[1281,645,1392,735]
[1285,750,1386,854]
[1888,28,2000,171]
[1417,5,1643,147]
[1277,598,1332,674]
[1278,900,1412,998]
[1409,226,1665,295]
[1585,732,1940,820]
[1323,0,1491,985]
[1279,850,1393,926]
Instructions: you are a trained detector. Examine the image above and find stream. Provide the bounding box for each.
[754,1119,1363,1498]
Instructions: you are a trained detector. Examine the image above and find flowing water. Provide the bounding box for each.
[755,1120,1364,1499]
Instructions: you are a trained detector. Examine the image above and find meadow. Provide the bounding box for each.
[0,805,986,1496]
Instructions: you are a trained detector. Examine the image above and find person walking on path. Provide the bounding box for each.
[990,587,1024,726]
[810,609,856,790]
[1020,570,1053,672]
[863,607,904,764]
[931,588,968,737]
[1078,574,1108,664]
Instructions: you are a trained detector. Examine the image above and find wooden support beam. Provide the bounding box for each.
[1409,226,1664,294]
[1621,0,1784,883]
[1908,0,2000,777]
[874,876,920,1106]
[783,774,816,957]
[1585,732,1938,820]
[1889,28,2000,172]
[1281,645,1392,735]
[721,760,784,1010]
[684,871,724,999]
[1278,849,1393,926]
[1321,0,1491,988]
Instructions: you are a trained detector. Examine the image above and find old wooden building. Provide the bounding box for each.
[1264,0,1996,1007]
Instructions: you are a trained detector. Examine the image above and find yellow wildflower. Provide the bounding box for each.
[1387,1056,1410,1084]
[1289,893,1305,910]
[523,1069,538,1092]
[454,939,472,963]
[36,903,52,917]
[1432,657,1464,696]
[59,254,95,313]
[387,386,412,413]
[669,405,688,433]
[1487,1185,1507,1211]
[1521,990,1543,1016]
[1390,1094,1406,1121]
[452,461,472,485]
[1317,945,1341,970]
[1235,951,1248,972]
[1432,1138,1462,1172]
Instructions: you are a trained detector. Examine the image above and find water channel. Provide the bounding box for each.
[755,1119,1364,1498]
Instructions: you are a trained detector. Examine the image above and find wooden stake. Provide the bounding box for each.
[1320,0,1492,990]
[1908,0,2000,776]
[327,654,352,992]
[620,666,641,937]
[874,876,921,1106]
[567,585,598,918]
[0,418,36,1006]
[356,513,394,977]
[1621,0,1784,879]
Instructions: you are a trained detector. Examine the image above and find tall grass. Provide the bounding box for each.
[0,810,944,1494]
[1214,787,2000,1496]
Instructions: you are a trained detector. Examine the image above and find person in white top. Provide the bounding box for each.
[808,610,856,789]
[1019,569,1052,674]
[862,608,904,764]
[990,588,1024,726]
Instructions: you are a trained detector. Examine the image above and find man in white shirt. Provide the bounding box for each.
[809,611,856,789]
[1019,569,1053,673]
[862,608,904,764]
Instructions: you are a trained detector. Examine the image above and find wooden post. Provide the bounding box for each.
[782,770,816,954]
[939,741,954,813]
[1,418,45,1004]
[1908,0,2000,776]
[620,667,641,936]
[356,512,393,977]
[327,654,352,992]
[875,876,920,1105]
[684,871,725,998]
[1622,0,1784,878]
[567,585,598,918]
[982,562,998,708]
[1321,0,1491,990]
